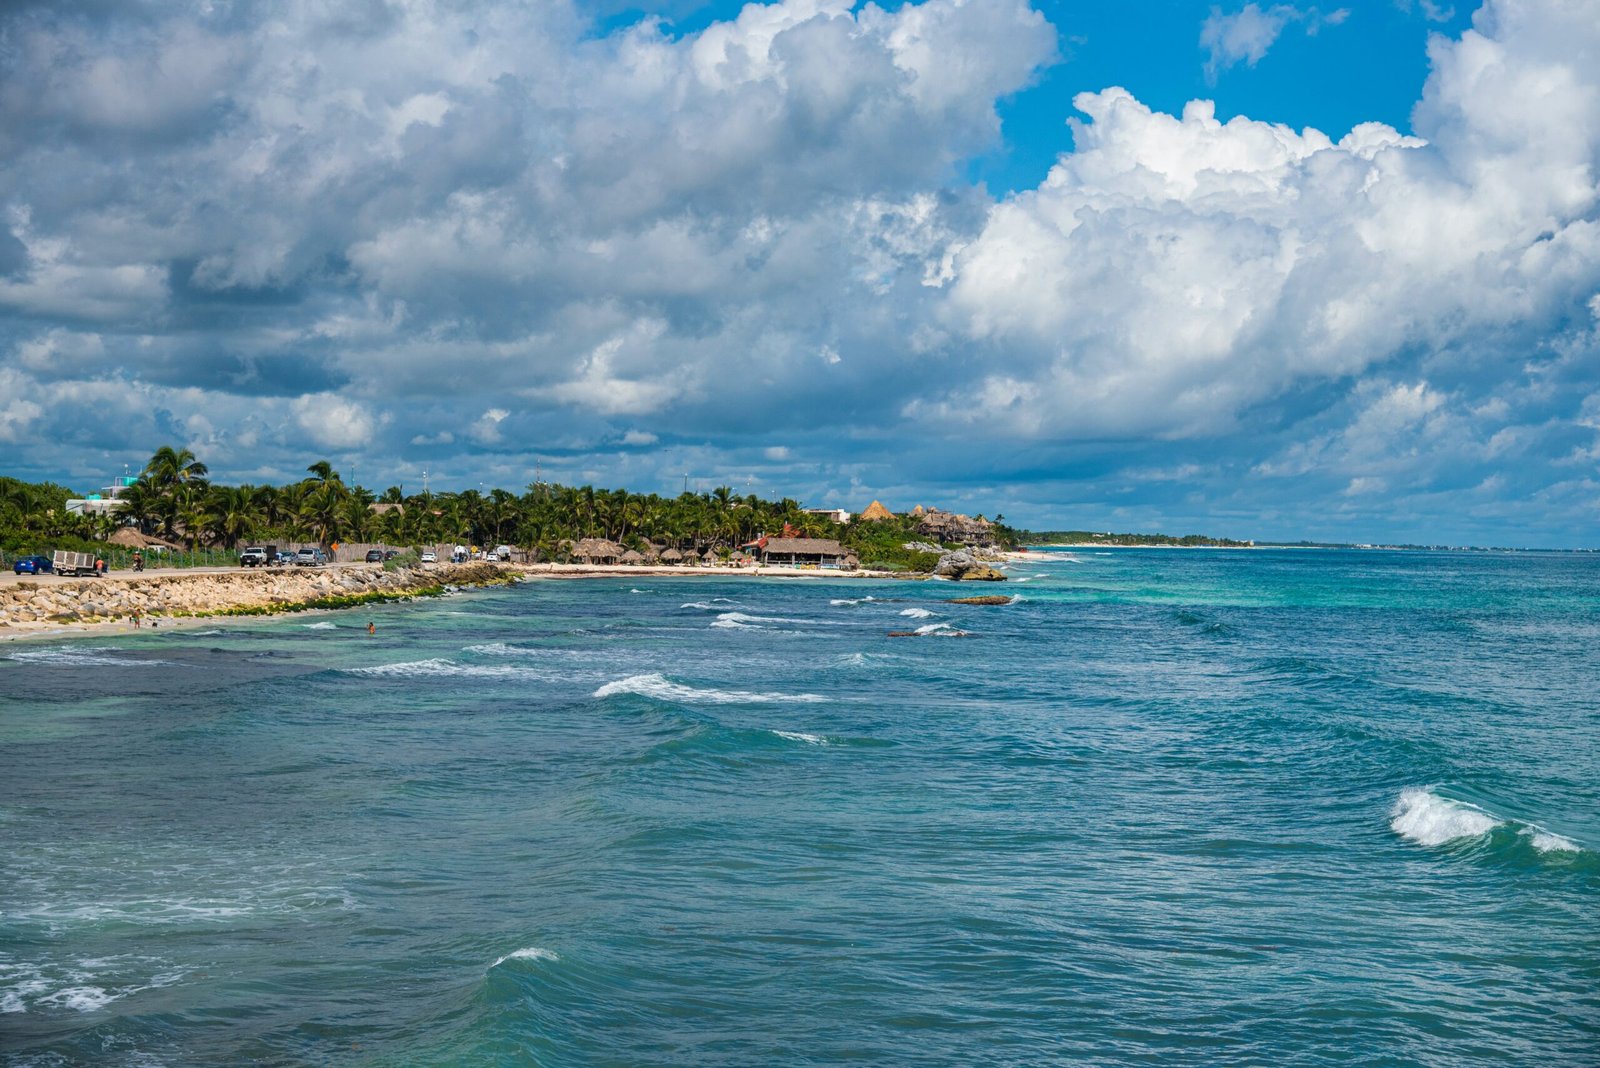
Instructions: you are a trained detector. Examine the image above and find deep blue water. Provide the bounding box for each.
[2,549,1597,1065]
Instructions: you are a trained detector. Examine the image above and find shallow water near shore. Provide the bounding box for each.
[2,550,1597,1065]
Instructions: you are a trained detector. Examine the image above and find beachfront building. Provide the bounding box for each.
[755,537,851,569]
[65,476,139,517]
[803,507,852,524]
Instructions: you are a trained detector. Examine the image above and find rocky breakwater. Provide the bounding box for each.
[0,562,515,631]
[933,550,1006,582]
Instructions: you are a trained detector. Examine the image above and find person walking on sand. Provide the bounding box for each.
[132,608,141,629]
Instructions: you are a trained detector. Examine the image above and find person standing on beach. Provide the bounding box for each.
[132,609,141,629]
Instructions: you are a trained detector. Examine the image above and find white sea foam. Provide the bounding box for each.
[349,658,555,681]
[1529,830,1582,853]
[630,588,645,594]
[772,730,828,745]
[492,946,559,968]
[914,622,966,636]
[1390,788,1502,846]
[39,986,115,1012]
[5,647,171,668]
[680,598,740,610]
[829,596,876,606]
[2,959,183,1015]
[302,622,337,630]
[464,642,529,657]
[711,611,844,629]
[899,608,936,619]
[594,673,826,704]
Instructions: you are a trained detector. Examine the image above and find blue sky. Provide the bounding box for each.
[1,0,1597,546]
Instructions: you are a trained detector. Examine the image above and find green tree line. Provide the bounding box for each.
[5,446,1025,567]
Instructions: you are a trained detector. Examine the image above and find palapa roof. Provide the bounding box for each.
[571,537,623,558]
[859,499,894,521]
[701,547,719,561]
[659,547,684,561]
[108,527,155,548]
[619,549,645,564]
[761,537,845,556]
[910,504,925,516]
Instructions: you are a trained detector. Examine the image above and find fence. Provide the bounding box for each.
[1,547,241,572]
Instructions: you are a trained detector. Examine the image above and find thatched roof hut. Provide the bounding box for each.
[758,537,847,568]
[659,547,684,564]
[619,549,645,565]
[108,527,182,550]
[843,553,860,571]
[701,547,720,565]
[571,538,623,564]
[860,499,894,521]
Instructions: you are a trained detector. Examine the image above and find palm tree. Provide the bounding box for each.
[204,485,263,548]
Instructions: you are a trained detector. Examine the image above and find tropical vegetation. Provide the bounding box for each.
[2,446,1022,569]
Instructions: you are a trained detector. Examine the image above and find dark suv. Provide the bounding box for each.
[365,549,385,563]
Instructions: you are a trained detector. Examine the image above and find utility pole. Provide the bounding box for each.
[422,468,429,496]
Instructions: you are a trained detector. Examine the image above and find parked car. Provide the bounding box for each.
[365,549,385,563]
[295,547,328,567]
[419,550,437,564]
[239,545,276,567]
[12,555,53,575]
[383,549,400,560]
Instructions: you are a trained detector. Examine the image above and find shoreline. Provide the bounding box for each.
[0,560,908,643]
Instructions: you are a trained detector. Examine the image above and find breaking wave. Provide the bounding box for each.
[914,622,967,637]
[491,947,559,969]
[594,673,826,704]
[899,608,936,619]
[1390,788,1501,846]
[1390,788,1587,854]
[302,621,338,630]
[680,598,741,610]
[830,596,877,606]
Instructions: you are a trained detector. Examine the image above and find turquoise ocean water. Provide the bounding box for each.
[1,549,1596,1065]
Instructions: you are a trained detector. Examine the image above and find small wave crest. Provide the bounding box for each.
[6,647,171,668]
[915,622,967,636]
[772,730,828,745]
[348,658,555,681]
[899,608,936,619]
[594,673,826,705]
[711,611,844,630]
[302,621,338,630]
[491,946,559,969]
[680,598,741,610]
[829,596,876,606]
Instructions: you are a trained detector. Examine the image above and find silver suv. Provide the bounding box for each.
[295,547,328,567]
